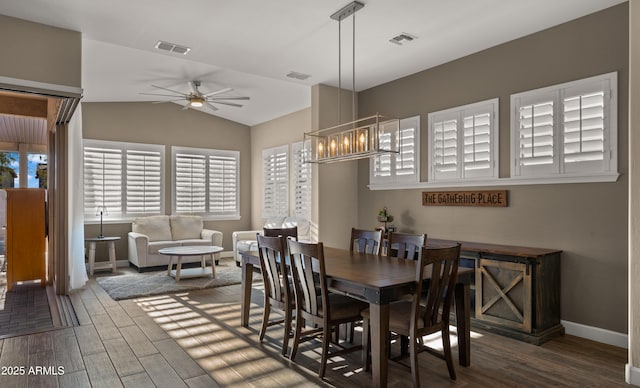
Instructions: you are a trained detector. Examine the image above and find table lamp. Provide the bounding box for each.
[96,205,108,238]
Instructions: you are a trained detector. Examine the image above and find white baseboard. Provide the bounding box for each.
[626,364,640,386]
[562,320,627,348]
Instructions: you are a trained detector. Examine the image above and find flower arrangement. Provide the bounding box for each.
[377,207,394,223]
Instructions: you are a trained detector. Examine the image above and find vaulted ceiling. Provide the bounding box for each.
[0,0,627,133]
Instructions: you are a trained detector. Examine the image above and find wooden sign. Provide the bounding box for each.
[422,190,508,207]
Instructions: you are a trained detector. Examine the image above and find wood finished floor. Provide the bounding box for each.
[0,276,629,387]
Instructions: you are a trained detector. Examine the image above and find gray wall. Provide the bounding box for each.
[355,4,629,333]
[0,14,81,87]
[82,102,252,259]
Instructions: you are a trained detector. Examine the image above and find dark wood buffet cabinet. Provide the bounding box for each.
[429,238,563,345]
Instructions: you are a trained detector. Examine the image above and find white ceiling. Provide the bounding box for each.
[0,0,627,126]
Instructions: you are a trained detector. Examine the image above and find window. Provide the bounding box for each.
[428,98,499,181]
[262,145,289,218]
[511,72,617,178]
[84,140,164,220]
[172,146,239,219]
[292,140,311,220]
[370,116,420,185]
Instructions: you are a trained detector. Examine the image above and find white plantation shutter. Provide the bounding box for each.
[370,116,420,185]
[126,149,162,214]
[563,92,604,164]
[292,141,311,220]
[172,147,240,217]
[372,131,392,178]
[209,152,239,216]
[517,100,555,170]
[463,113,491,172]
[263,145,289,218]
[84,146,123,217]
[429,99,498,181]
[174,153,207,213]
[432,118,458,180]
[396,117,418,177]
[511,72,616,178]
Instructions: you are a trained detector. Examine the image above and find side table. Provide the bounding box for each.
[85,236,120,276]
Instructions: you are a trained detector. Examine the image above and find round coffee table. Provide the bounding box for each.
[158,245,223,282]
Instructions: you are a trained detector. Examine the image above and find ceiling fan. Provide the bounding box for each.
[141,80,249,111]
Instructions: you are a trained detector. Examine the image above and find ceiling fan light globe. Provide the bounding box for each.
[189,97,204,107]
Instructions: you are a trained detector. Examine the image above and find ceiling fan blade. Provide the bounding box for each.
[141,92,186,97]
[151,99,186,104]
[205,102,219,111]
[204,87,232,97]
[210,101,243,108]
[182,105,190,110]
[151,84,187,96]
[209,96,250,101]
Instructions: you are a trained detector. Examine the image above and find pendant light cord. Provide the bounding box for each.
[338,18,342,125]
[352,10,356,123]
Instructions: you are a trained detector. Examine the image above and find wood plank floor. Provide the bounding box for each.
[0,276,629,387]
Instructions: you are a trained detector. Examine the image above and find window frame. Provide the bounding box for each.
[171,146,240,220]
[262,144,289,219]
[510,72,618,180]
[369,115,421,187]
[83,139,165,222]
[427,98,499,183]
[291,140,312,221]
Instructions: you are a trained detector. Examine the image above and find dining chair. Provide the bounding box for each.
[362,243,462,387]
[385,231,426,260]
[264,226,298,241]
[349,228,383,255]
[256,234,295,356]
[287,239,368,378]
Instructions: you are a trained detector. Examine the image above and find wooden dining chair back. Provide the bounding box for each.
[386,231,426,260]
[349,228,383,255]
[256,234,294,356]
[264,226,298,241]
[407,243,461,386]
[361,243,461,387]
[288,239,368,378]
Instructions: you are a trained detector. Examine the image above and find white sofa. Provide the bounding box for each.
[232,216,310,266]
[128,215,223,271]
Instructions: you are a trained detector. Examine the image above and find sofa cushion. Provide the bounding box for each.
[148,240,179,254]
[132,215,172,242]
[170,215,203,240]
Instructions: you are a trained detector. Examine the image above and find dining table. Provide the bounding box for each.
[240,246,472,388]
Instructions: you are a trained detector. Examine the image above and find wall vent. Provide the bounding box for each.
[154,41,191,55]
[286,71,311,80]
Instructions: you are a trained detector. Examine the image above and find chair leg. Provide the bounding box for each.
[319,324,331,379]
[259,303,270,341]
[282,307,292,357]
[400,335,409,356]
[290,314,303,361]
[362,318,370,371]
[409,335,420,388]
[442,326,456,380]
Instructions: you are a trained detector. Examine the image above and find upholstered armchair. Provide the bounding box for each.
[232,216,310,266]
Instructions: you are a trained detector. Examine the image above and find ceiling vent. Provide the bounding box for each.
[389,33,417,45]
[154,41,191,55]
[286,71,311,80]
